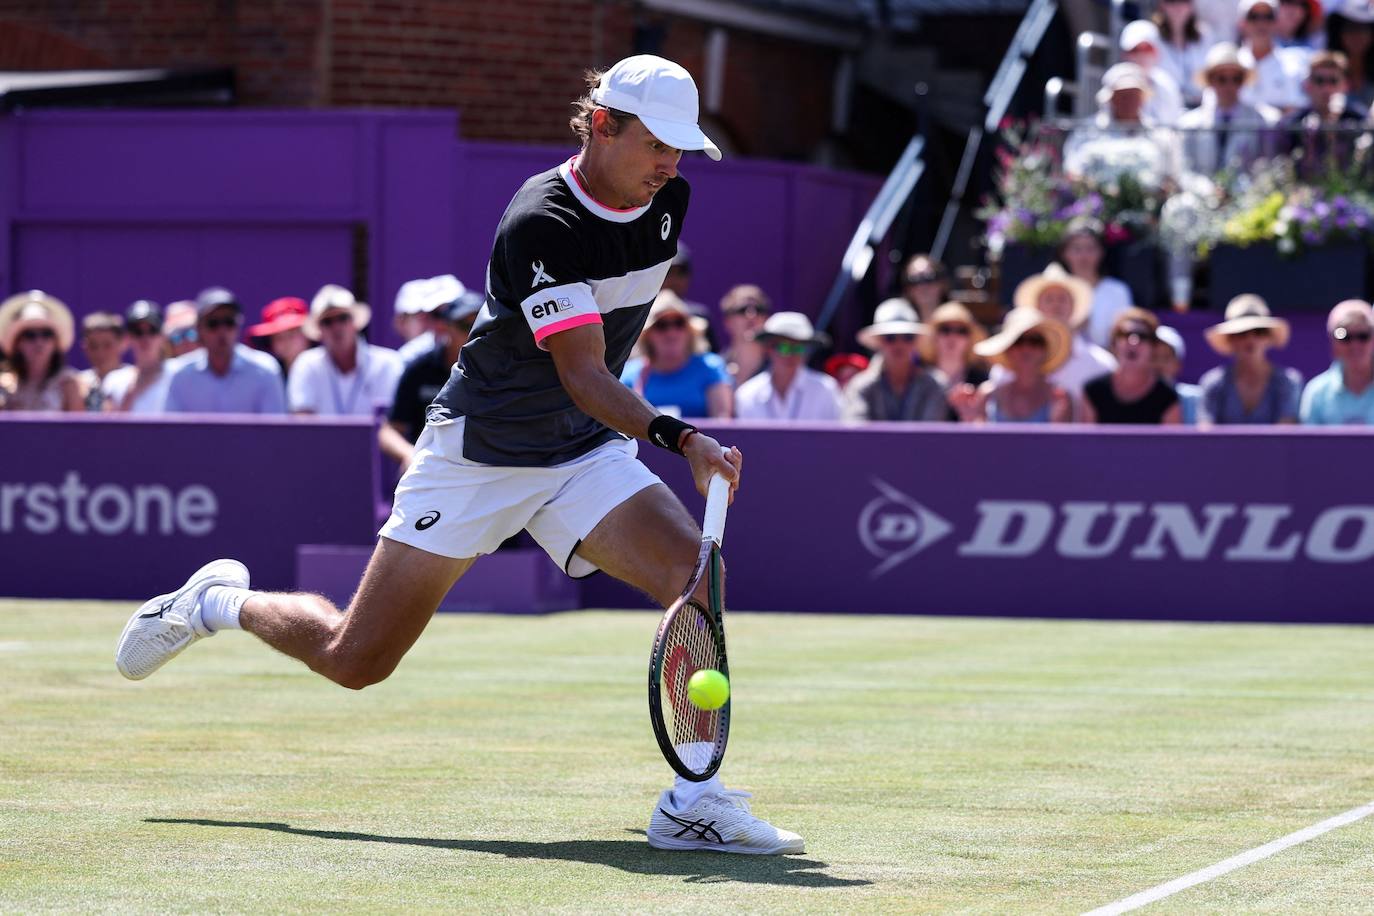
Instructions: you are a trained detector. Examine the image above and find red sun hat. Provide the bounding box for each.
[248,297,308,337]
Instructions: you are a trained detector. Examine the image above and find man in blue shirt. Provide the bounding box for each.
[164,287,286,415]
[1301,299,1374,424]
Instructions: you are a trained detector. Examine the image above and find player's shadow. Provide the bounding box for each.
[146,818,871,888]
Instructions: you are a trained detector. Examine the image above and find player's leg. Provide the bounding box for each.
[574,483,706,608]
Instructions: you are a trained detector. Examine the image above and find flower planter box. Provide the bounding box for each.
[1208,242,1369,313]
[997,242,1162,310]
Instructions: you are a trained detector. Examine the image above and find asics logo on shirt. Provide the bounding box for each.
[660,214,672,240]
[531,260,557,287]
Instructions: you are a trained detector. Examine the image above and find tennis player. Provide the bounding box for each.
[116,55,802,856]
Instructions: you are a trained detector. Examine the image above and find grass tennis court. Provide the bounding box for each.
[5,601,1374,913]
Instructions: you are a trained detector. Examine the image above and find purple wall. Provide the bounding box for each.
[0,110,880,365]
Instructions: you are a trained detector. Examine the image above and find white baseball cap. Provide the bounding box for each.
[1120,19,1162,51]
[395,274,465,315]
[590,55,721,161]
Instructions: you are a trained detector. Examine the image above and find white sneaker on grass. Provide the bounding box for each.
[647,787,805,855]
[115,558,249,680]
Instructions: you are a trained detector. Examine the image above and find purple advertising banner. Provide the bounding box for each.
[0,414,378,599]
[587,422,1374,624]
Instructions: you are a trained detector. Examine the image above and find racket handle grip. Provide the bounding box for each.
[703,472,730,546]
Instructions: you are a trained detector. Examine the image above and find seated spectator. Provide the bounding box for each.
[1155,0,1215,107]
[77,311,128,411]
[395,274,467,364]
[1065,63,1183,181]
[1199,295,1303,423]
[288,284,403,417]
[823,353,869,391]
[1011,264,1118,396]
[163,300,200,358]
[164,287,286,414]
[621,290,732,419]
[1122,20,1187,124]
[1327,3,1374,108]
[954,308,1073,423]
[1240,0,1311,113]
[102,300,173,413]
[735,312,842,421]
[921,301,990,420]
[660,242,718,351]
[1155,325,1204,424]
[380,293,481,472]
[1301,298,1374,423]
[1081,309,1183,424]
[1278,0,1326,50]
[1056,219,1135,349]
[248,297,312,373]
[0,290,83,411]
[1280,51,1370,168]
[899,253,950,322]
[1181,43,1276,176]
[844,300,947,422]
[719,284,772,384]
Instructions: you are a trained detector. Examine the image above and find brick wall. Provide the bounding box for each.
[0,1,837,155]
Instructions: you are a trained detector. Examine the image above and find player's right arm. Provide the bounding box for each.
[545,324,740,498]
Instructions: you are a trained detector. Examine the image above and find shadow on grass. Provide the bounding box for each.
[146,818,871,888]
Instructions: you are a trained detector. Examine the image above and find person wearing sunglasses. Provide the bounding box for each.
[1121,20,1186,125]
[1279,51,1369,165]
[288,284,403,417]
[718,284,772,384]
[101,300,174,414]
[0,290,84,411]
[918,301,989,420]
[899,253,950,322]
[1198,294,1303,424]
[735,311,842,421]
[1239,0,1311,113]
[1154,0,1213,108]
[1181,43,1275,176]
[1301,299,1374,424]
[162,301,201,358]
[163,286,286,414]
[621,290,732,420]
[955,308,1074,424]
[844,299,948,422]
[1008,264,1118,398]
[1081,309,1182,424]
[75,311,129,411]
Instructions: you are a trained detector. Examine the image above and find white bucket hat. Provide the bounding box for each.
[591,55,722,160]
[856,299,929,351]
[754,311,829,348]
[304,284,372,341]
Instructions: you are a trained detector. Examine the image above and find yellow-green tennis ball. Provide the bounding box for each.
[687,669,730,710]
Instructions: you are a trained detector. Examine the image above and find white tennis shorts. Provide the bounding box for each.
[379,419,662,577]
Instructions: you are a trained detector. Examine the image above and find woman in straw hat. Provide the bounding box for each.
[844,298,947,422]
[1081,308,1182,424]
[1009,263,1117,396]
[952,308,1074,423]
[921,301,989,420]
[0,290,84,412]
[621,290,732,419]
[1198,294,1303,424]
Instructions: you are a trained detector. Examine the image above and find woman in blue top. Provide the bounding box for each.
[621,290,733,419]
[1199,294,1303,425]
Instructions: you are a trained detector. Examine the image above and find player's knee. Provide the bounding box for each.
[320,639,400,691]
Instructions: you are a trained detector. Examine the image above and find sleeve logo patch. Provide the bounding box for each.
[530,298,573,320]
[531,260,557,287]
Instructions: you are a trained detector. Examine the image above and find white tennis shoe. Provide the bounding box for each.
[647,787,805,855]
[115,558,249,680]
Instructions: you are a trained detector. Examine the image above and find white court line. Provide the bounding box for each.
[1083,801,1374,916]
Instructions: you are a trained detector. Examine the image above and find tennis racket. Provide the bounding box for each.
[648,471,731,782]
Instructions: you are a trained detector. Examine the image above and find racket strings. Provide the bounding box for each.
[660,600,723,773]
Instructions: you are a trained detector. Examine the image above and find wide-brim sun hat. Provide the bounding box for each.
[304,284,371,341]
[1195,42,1257,89]
[0,290,75,354]
[1013,263,1094,330]
[248,297,309,337]
[1205,294,1291,355]
[644,289,709,335]
[1097,62,1153,106]
[754,310,830,348]
[590,55,722,160]
[919,301,988,362]
[1335,0,1374,23]
[974,307,1072,374]
[856,298,928,351]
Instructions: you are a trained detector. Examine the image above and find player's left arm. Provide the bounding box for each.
[546,324,741,498]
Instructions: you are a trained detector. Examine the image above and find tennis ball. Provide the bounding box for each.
[687,669,730,710]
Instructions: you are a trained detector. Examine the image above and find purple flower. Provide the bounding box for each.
[1303,229,1322,244]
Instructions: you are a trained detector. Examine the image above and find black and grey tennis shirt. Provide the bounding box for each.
[428,156,688,467]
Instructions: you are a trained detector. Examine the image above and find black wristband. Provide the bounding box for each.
[648,415,697,456]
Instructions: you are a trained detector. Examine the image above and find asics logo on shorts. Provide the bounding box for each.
[531,260,556,287]
[415,511,441,531]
